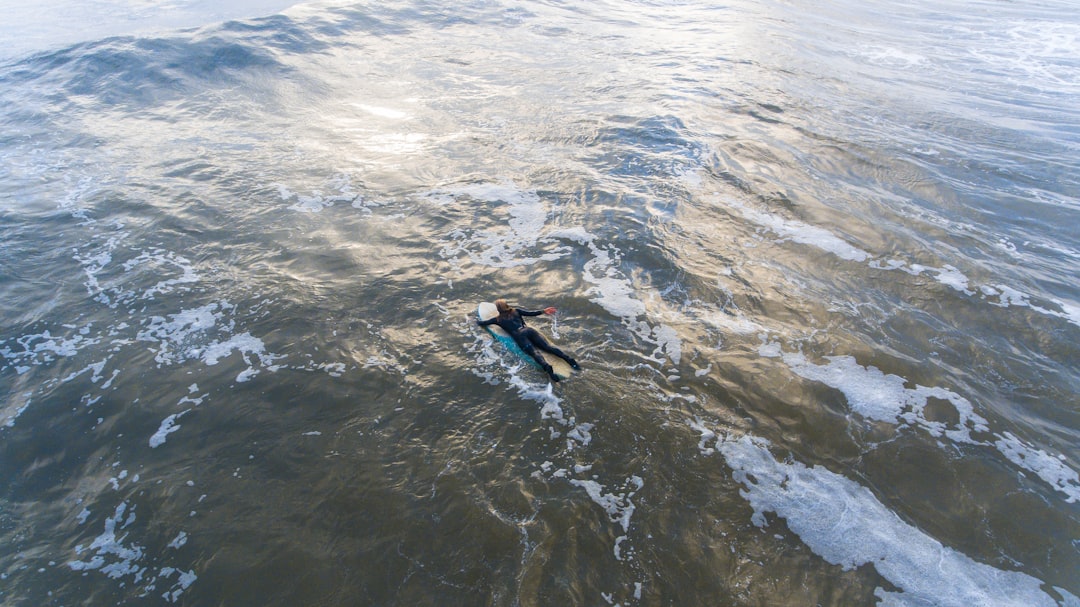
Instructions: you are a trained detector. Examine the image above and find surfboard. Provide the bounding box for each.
[477,302,573,380]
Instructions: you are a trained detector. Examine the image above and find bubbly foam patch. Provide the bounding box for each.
[713,194,1080,332]
[2,394,32,428]
[551,227,681,365]
[137,303,226,364]
[149,411,189,448]
[975,19,1080,90]
[702,431,1067,607]
[136,302,282,382]
[995,432,1080,503]
[569,476,644,536]
[67,499,197,602]
[981,284,1080,328]
[1,328,100,373]
[75,237,201,309]
[725,198,870,262]
[434,181,567,268]
[69,502,144,579]
[276,174,361,213]
[856,44,928,69]
[761,341,1080,502]
[760,346,988,442]
[126,250,199,301]
[725,196,977,295]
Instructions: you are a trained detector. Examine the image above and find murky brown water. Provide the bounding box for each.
[2,0,1078,605]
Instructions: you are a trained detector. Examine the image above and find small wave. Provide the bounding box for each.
[706,431,1071,607]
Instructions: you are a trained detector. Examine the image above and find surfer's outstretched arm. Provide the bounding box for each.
[517,307,558,317]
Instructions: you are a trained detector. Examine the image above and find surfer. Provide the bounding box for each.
[477,298,580,382]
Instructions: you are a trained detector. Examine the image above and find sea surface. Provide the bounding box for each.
[1,0,1078,605]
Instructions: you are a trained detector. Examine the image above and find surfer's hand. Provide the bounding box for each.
[544,307,556,315]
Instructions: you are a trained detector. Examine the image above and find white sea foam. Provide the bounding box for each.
[72,235,202,309]
[507,372,565,423]
[149,411,189,448]
[761,341,1080,502]
[136,302,282,380]
[980,284,1080,329]
[61,358,109,385]
[125,250,200,301]
[699,309,761,336]
[981,283,1030,308]
[1055,299,1080,327]
[69,502,144,580]
[314,362,346,377]
[277,180,359,213]
[718,195,1080,332]
[0,328,99,373]
[551,227,646,318]
[759,345,988,442]
[569,472,644,565]
[137,303,229,365]
[857,45,928,69]
[3,394,32,428]
[568,475,644,535]
[160,567,198,603]
[995,432,1080,504]
[178,390,206,407]
[723,198,870,262]
[550,227,682,365]
[73,236,123,300]
[925,264,973,294]
[713,433,1064,607]
[689,417,717,455]
[166,532,188,550]
[198,332,280,382]
[566,422,594,450]
[434,181,566,268]
[21,332,82,358]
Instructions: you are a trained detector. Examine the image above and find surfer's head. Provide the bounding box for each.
[495,299,512,314]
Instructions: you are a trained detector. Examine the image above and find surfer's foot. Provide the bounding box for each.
[543,364,559,382]
[568,358,581,370]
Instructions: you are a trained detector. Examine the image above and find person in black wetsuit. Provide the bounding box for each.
[477,298,580,382]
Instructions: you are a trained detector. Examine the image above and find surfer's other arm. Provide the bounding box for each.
[518,307,557,316]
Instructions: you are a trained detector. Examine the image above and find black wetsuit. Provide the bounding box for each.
[478,308,578,380]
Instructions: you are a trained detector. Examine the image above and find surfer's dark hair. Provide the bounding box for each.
[495,299,512,314]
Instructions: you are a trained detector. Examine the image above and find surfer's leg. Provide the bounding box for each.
[517,336,560,382]
[525,329,580,370]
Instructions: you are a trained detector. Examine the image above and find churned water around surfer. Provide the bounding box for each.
[1,0,1078,605]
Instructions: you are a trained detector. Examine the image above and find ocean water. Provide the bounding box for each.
[1,0,1078,605]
